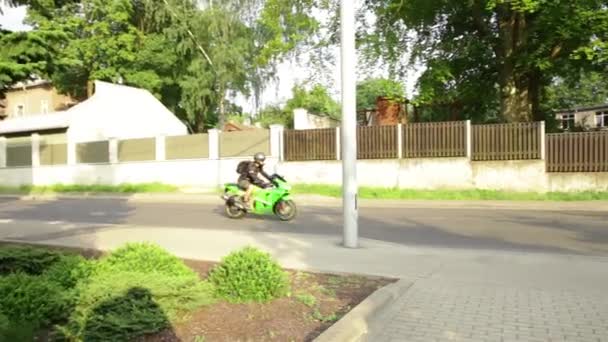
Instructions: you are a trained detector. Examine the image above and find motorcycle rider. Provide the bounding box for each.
[237,152,272,210]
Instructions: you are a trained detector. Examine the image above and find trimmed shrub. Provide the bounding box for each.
[95,243,194,278]
[43,254,94,289]
[57,244,216,341]
[0,245,64,275]
[0,272,74,326]
[209,246,289,303]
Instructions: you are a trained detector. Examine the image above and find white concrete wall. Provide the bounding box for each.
[1,158,606,193]
[471,160,547,192]
[293,108,339,130]
[547,173,608,192]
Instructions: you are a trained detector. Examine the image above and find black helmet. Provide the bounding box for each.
[254,152,266,163]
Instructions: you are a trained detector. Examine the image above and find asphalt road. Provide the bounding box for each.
[0,197,607,256]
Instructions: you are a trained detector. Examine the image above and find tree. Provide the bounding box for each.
[544,71,608,112]
[5,0,324,131]
[364,0,608,122]
[356,78,405,111]
[0,28,63,90]
[285,83,340,119]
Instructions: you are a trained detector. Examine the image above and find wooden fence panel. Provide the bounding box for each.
[403,121,466,158]
[472,122,541,161]
[284,128,336,161]
[357,126,398,159]
[546,131,608,172]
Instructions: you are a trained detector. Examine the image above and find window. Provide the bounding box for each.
[560,113,575,130]
[40,100,49,114]
[14,104,25,117]
[596,111,608,128]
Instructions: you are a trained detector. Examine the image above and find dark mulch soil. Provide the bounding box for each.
[141,259,395,342]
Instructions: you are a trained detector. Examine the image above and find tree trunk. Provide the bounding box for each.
[499,72,534,122]
[496,6,534,122]
[218,88,226,130]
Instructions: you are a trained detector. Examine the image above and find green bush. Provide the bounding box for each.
[95,243,194,278]
[209,246,289,303]
[0,245,64,275]
[57,243,216,341]
[43,254,94,289]
[0,272,74,326]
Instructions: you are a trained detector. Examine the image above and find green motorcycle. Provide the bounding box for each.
[221,174,297,221]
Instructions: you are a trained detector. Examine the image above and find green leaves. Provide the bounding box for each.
[209,246,289,303]
[286,83,341,119]
[357,78,405,111]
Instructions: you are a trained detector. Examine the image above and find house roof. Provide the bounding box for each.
[0,111,71,135]
[8,79,51,90]
[556,104,608,113]
[224,121,259,131]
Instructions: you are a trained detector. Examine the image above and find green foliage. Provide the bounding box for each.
[0,243,215,341]
[296,293,317,308]
[43,254,94,289]
[0,312,36,342]
[209,246,289,303]
[285,83,340,119]
[256,105,293,128]
[292,184,608,202]
[543,71,608,112]
[0,245,64,275]
[95,242,195,278]
[0,28,64,89]
[5,0,322,130]
[0,272,73,326]
[59,243,215,340]
[59,271,215,341]
[356,78,405,111]
[364,0,608,122]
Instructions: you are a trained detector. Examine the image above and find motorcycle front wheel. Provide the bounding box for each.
[274,200,297,221]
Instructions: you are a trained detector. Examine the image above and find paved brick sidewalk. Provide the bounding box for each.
[370,280,607,342]
[367,258,608,342]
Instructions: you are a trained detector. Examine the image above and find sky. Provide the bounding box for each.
[0,3,420,114]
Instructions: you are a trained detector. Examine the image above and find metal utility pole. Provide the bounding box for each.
[340,0,358,248]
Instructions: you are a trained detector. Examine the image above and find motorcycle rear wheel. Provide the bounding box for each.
[225,199,246,219]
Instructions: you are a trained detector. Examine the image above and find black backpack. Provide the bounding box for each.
[236,161,250,174]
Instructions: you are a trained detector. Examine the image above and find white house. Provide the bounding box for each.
[0,81,187,141]
[555,104,608,131]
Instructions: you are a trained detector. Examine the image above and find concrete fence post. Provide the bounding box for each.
[0,137,6,168]
[31,133,41,167]
[465,120,472,159]
[109,138,119,164]
[67,140,77,165]
[155,135,166,161]
[336,127,341,160]
[269,125,284,159]
[539,121,546,160]
[208,129,220,160]
[397,124,403,159]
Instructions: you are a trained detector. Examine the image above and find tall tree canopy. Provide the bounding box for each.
[1,0,323,131]
[364,0,608,123]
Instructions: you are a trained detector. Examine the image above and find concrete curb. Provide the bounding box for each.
[314,279,413,342]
